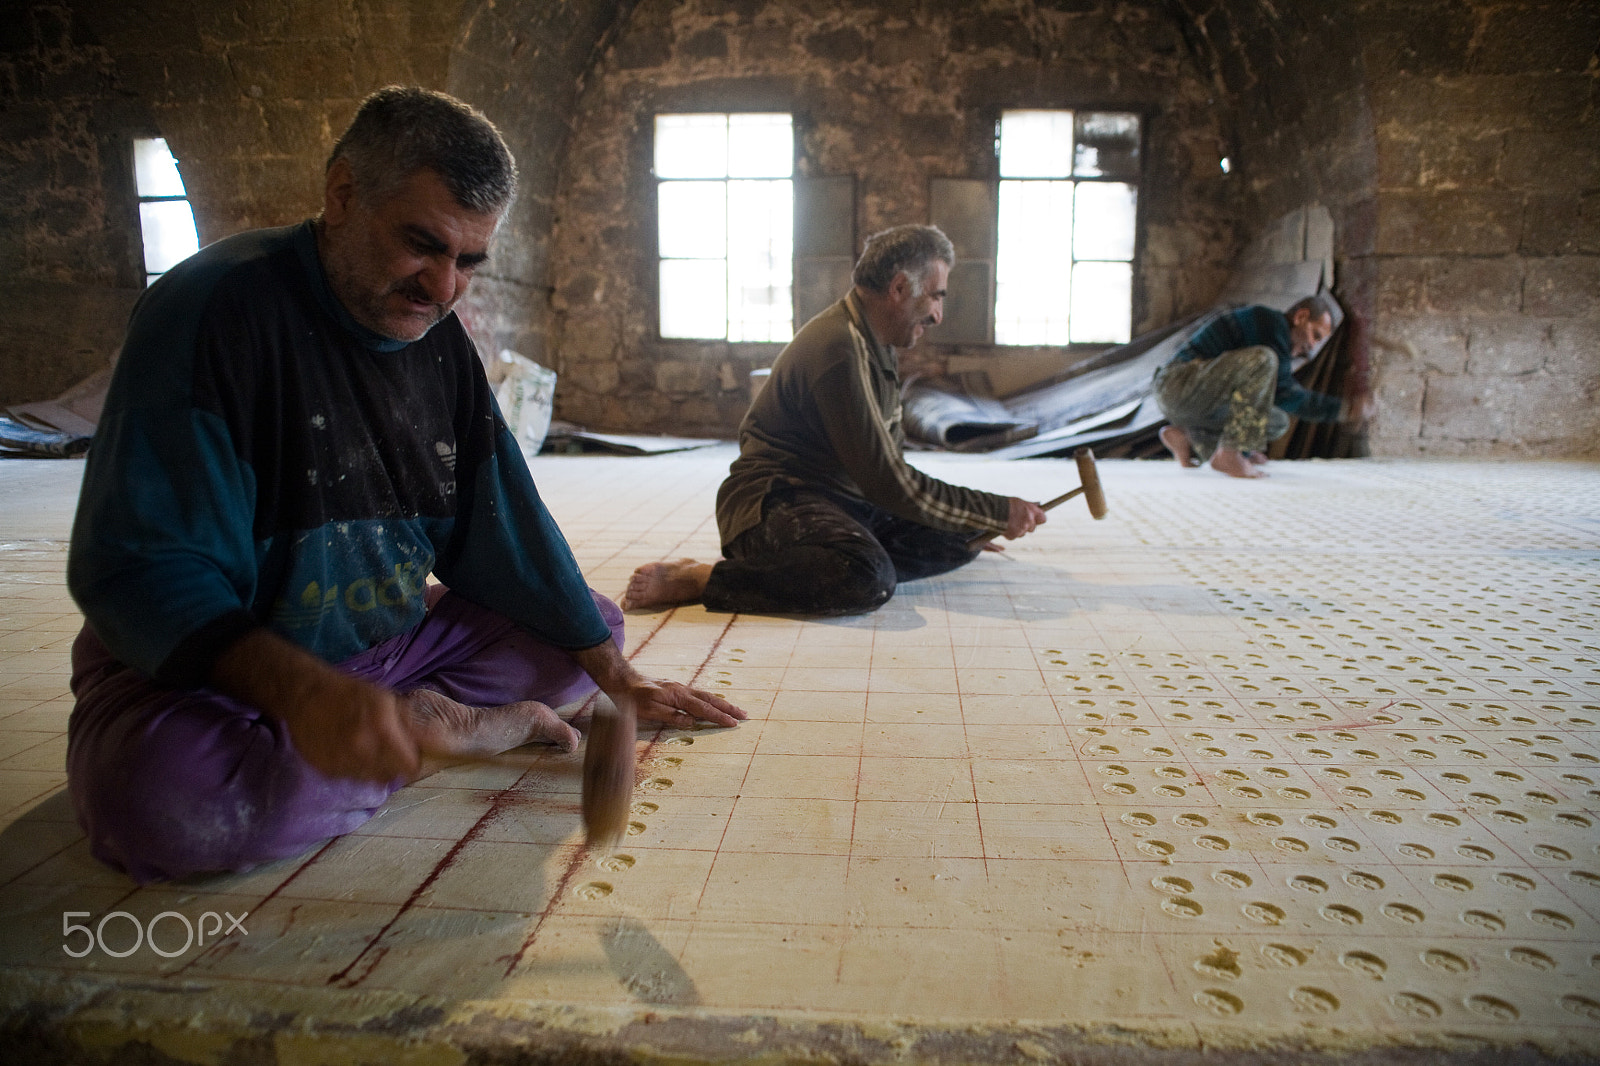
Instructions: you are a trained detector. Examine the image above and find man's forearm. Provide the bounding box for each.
[570,638,640,699]
[210,628,349,722]
[209,627,418,782]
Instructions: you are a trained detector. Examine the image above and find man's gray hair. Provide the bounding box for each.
[328,86,517,215]
[1288,293,1337,322]
[853,225,955,294]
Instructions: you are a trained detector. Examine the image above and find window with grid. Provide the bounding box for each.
[994,110,1140,345]
[133,137,200,286]
[654,113,794,342]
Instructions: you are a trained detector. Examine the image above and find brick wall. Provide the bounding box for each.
[1363,1,1599,457]
[545,0,1239,436]
[2,0,1594,456]
[0,0,461,406]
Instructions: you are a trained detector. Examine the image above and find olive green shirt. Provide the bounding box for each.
[716,291,1011,549]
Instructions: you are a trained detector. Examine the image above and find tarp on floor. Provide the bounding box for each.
[902,205,1359,460]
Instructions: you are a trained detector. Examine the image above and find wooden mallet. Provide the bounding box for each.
[419,694,637,850]
[580,695,637,850]
[966,446,1108,551]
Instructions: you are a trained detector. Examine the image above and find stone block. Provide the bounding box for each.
[804,27,865,63]
[1358,1,1474,76]
[0,278,137,404]
[1372,75,1523,132]
[949,11,1032,54]
[226,42,356,99]
[1510,73,1592,130]
[552,390,603,427]
[1472,3,1600,74]
[679,28,728,61]
[1498,129,1600,191]
[1465,317,1557,376]
[870,25,939,66]
[1418,132,1502,189]
[901,111,958,156]
[655,359,711,395]
[617,356,655,393]
[1523,257,1600,317]
[1368,366,1426,447]
[1376,314,1469,374]
[1140,224,1183,269]
[1425,256,1523,315]
[562,359,620,396]
[605,392,673,432]
[740,25,793,62]
[1519,194,1600,255]
[260,100,326,157]
[1377,132,1421,188]
[612,30,673,71]
[1547,319,1600,370]
[1377,190,1522,255]
[1374,259,1426,315]
[562,314,619,362]
[674,396,725,431]
[1421,369,1596,448]
[555,270,602,309]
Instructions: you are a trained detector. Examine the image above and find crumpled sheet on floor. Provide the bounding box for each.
[904,204,1353,460]
[0,366,112,458]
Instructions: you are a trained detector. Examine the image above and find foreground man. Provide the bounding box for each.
[67,87,742,883]
[624,225,1047,616]
[1153,294,1375,478]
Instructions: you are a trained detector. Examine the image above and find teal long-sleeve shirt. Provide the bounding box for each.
[1166,304,1341,422]
[68,221,610,688]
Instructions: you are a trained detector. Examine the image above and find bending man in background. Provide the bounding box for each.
[1154,294,1375,478]
[623,225,1047,616]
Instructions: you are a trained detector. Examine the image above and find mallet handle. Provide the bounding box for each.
[1039,486,1086,511]
[967,493,1078,552]
[964,447,1106,551]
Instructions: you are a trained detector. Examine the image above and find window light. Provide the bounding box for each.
[994,110,1140,346]
[133,137,199,285]
[655,113,794,342]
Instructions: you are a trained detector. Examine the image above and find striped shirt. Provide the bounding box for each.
[716,291,1010,548]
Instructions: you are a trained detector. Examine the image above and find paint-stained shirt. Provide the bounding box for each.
[1166,304,1342,421]
[716,291,1010,548]
[68,221,611,688]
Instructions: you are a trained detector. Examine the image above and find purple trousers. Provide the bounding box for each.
[66,587,625,883]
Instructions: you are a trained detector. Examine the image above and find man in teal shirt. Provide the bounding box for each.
[1154,295,1373,478]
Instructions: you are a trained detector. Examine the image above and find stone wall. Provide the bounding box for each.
[447,0,642,364]
[0,3,143,405]
[0,0,462,406]
[546,0,1240,437]
[2,0,1594,455]
[1362,0,1599,457]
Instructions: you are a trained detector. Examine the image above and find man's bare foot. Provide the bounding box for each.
[1160,425,1199,468]
[1209,447,1266,479]
[1245,450,1269,466]
[404,688,579,779]
[621,558,714,610]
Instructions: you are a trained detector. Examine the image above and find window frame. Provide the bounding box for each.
[990,107,1145,348]
[651,111,798,345]
[131,135,200,287]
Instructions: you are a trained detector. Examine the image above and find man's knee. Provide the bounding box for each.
[814,542,897,614]
[1220,345,1278,384]
[591,588,626,649]
[68,683,386,882]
